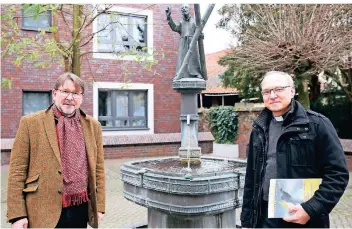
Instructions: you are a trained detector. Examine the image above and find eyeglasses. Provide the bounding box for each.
[261,86,291,97]
[56,89,83,100]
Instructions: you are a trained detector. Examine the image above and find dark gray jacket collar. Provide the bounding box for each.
[254,100,309,132]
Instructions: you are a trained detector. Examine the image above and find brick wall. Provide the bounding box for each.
[104,141,213,159]
[346,154,352,172]
[198,109,211,132]
[1,4,187,138]
[234,107,263,158]
[1,141,213,165]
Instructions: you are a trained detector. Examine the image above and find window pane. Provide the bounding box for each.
[116,91,128,116]
[133,16,147,51]
[23,92,50,115]
[99,91,112,116]
[98,89,148,130]
[96,13,114,44]
[115,15,129,52]
[115,120,129,127]
[132,92,146,116]
[23,6,50,30]
[132,120,146,127]
[96,11,147,53]
[99,120,113,127]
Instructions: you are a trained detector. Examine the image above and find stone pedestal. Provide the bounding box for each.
[173,78,206,164]
[148,208,237,228]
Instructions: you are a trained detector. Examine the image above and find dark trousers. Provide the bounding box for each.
[256,200,282,228]
[55,202,88,228]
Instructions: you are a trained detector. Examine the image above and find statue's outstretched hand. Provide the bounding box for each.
[166,7,171,20]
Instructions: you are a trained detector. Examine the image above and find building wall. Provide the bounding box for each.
[1,4,187,138]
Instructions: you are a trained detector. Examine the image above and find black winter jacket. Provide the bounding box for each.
[240,100,349,228]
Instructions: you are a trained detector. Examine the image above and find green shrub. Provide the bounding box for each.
[208,106,238,144]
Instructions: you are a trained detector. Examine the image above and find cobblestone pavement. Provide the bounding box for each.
[1,157,352,228]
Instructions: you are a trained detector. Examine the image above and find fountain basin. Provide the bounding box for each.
[121,156,247,228]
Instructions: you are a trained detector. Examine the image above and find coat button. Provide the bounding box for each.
[254,210,257,215]
[58,190,62,194]
[58,170,62,174]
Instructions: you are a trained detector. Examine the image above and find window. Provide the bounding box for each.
[96,12,147,53]
[98,89,147,130]
[93,6,153,60]
[93,82,154,135]
[23,91,51,115]
[22,5,52,31]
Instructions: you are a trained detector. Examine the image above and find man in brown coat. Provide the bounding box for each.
[7,73,106,228]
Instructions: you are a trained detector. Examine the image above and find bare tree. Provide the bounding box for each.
[218,4,352,108]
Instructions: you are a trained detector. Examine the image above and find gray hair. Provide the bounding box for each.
[260,71,294,88]
[54,72,86,94]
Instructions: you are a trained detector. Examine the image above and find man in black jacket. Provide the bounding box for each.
[241,71,349,228]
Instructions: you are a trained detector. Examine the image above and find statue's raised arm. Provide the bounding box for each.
[166,7,181,34]
[165,7,171,20]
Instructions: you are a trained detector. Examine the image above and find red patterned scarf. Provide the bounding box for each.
[52,105,89,207]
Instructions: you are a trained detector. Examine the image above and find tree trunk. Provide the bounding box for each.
[52,7,71,72]
[72,5,82,76]
[297,78,310,109]
[347,68,352,102]
[309,74,320,101]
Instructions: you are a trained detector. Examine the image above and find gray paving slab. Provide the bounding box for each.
[1,156,352,228]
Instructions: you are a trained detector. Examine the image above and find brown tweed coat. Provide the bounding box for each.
[7,106,106,228]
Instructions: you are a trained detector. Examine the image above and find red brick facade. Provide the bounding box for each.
[1,4,188,138]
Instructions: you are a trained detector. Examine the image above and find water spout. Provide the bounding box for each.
[181,114,193,179]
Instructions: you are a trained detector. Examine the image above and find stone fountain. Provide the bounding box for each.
[120,4,247,228]
[121,156,246,228]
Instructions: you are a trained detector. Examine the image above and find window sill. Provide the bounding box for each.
[21,28,52,33]
[102,127,150,131]
[93,52,153,61]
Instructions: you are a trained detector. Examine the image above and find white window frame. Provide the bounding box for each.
[93,6,153,61]
[93,82,154,136]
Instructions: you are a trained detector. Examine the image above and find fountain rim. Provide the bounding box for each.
[121,156,247,179]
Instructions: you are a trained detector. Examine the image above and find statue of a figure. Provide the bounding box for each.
[166,5,203,81]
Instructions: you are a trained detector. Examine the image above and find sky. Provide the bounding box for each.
[200,4,235,54]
